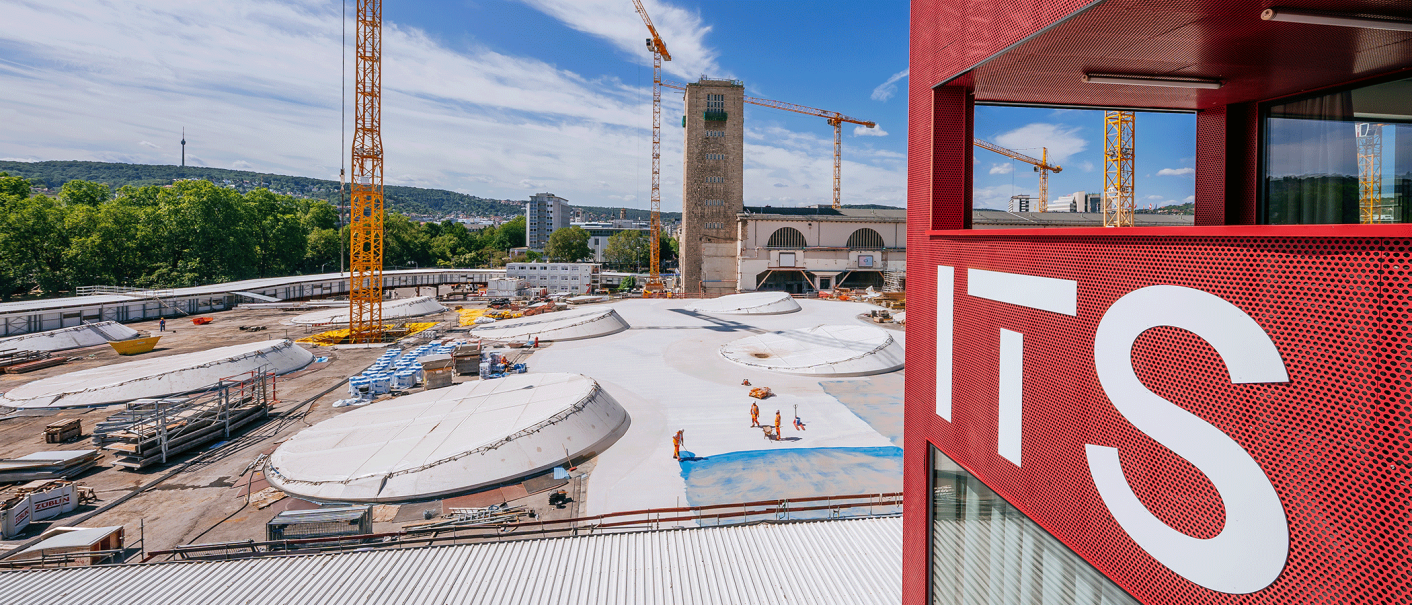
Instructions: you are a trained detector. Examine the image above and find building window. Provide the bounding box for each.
[705,176,724,184]
[704,199,724,206]
[930,447,1140,605]
[705,130,725,138]
[1263,75,1412,224]
[705,153,725,160]
[766,227,807,248]
[704,221,724,230]
[706,93,724,111]
[846,227,885,249]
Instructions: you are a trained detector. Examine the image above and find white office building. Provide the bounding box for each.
[526,193,571,250]
[506,262,601,294]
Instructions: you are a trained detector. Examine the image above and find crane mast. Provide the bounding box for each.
[1103,111,1135,227]
[348,0,384,342]
[632,0,670,293]
[972,138,1062,212]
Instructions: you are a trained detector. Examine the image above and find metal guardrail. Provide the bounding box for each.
[143,492,903,563]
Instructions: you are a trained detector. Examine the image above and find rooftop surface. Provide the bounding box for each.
[0,516,901,605]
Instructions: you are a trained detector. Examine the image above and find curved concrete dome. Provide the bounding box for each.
[686,292,800,315]
[0,321,140,352]
[469,308,629,342]
[266,373,630,502]
[719,324,904,376]
[290,295,446,325]
[0,340,314,409]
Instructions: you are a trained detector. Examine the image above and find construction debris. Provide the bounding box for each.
[0,349,50,371]
[749,387,773,400]
[249,487,287,510]
[0,451,103,483]
[5,356,67,374]
[43,419,82,444]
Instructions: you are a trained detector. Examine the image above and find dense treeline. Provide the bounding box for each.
[0,174,526,300]
[0,161,686,222]
[0,160,514,218]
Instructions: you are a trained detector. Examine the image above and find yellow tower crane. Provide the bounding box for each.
[662,79,875,210]
[1103,111,1135,227]
[972,138,1062,212]
[1357,122,1385,224]
[631,0,669,293]
[348,0,385,342]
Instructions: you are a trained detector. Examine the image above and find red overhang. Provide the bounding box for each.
[945,0,1412,110]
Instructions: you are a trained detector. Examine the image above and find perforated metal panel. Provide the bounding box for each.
[905,231,1412,605]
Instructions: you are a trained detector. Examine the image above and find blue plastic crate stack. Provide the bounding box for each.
[347,343,459,398]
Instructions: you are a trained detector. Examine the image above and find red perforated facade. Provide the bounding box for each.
[906,1,1412,604]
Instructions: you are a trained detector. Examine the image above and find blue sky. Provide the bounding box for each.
[0,0,1193,210]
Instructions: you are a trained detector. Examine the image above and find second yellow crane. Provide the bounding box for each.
[973,138,1062,212]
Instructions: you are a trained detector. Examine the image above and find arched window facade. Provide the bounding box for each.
[766,227,807,248]
[846,228,885,249]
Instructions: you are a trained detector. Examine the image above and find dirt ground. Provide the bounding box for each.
[0,289,584,563]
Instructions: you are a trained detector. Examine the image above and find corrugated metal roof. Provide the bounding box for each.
[21,527,123,554]
[0,517,900,605]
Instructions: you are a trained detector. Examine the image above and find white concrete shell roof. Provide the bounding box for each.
[686,292,801,315]
[469,307,629,342]
[719,324,904,376]
[289,295,447,325]
[0,322,140,352]
[0,340,314,409]
[266,373,630,502]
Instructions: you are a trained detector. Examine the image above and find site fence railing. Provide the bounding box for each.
[141,491,902,563]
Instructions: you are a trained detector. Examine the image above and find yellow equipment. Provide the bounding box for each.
[109,336,161,356]
[1357,122,1385,224]
[1103,111,1135,227]
[631,0,670,293]
[348,0,385,342]
[972,138,1063,212]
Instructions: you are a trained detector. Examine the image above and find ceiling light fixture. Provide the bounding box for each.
[1261,8,1412,32]
[1081,74,1223,89]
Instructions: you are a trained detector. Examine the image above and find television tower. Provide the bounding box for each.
[181,128,186,168]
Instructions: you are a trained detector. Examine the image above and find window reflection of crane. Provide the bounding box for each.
[972,138,1062,212]
[1357,122,1385,224]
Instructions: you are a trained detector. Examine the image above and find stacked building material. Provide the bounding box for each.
[0,350,48,371]
[0,451,102,483]
[4,356,66,374]
[99,372,273,469]
[43,419,81,444]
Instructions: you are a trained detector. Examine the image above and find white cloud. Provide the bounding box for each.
[1184,195,1195,203]
[1157,167,1195,176]
[518,0,724,81]
[870,68,908,102]
[231,160,254,170]
[138,141,160,149]
[989,163,1013,175]
[853,125,887,137]
[1146,194,1163,200]
[973,185,1031,210]
[989,123,1087,166]
[1079,160,1094,172]
[0,0,904,212]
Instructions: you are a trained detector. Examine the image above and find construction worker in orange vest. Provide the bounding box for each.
[774,411,782,441]
[672,429,684,459]
[750,401,760,427]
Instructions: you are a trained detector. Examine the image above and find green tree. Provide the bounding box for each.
[545,226,591,262]
[603,229,651,270]
[616,275,636,293]
[0,194,70,295]
[58,180,111,206]
[499,215,527,249]
[0,172,30,199]
[304,228,343,273]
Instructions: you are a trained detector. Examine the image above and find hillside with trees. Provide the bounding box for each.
[0,173,527,300]
[0,161,685,222]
